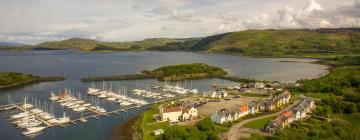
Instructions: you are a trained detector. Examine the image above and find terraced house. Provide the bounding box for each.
[211,91,292,124]
[211,109,239,124]
[264,98,315,133]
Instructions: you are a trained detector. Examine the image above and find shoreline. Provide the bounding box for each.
[0,76,65,91]
[111,115,141,140]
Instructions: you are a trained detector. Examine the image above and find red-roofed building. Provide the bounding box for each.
[238,105,249,118]
[160,104,198,123]
[160,106,182,122]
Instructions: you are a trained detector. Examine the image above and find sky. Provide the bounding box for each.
[0,0,359,44]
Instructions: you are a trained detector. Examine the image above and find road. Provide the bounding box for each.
[227,100,300,140]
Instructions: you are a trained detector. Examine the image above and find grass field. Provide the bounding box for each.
[240,93,270,98]
[243,116,274,129]
[141,107,169,140]
[304,92,331,100]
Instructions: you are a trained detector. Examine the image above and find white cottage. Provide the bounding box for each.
[211,109,237,124]
[181,105,198,121]
[204,90,228,99]
[160,106,182,122]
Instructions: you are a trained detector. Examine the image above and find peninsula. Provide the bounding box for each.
[0,72,65,90]
[81,63,227,82]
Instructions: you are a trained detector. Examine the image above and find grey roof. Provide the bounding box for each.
[216,109,237,117]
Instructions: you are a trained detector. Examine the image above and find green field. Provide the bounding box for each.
[304,93,331,100]
[243,116,274,129]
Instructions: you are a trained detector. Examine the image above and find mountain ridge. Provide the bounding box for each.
[1,27,360,57]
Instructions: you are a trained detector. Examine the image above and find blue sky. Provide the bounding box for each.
[0,0,359,44]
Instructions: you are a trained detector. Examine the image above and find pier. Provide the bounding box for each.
[0,100,160,130]
[0,89,180,138]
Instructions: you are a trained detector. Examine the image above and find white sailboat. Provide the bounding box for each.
[49,91,59,101]
[22,126,46,136]
[22,97,33,109]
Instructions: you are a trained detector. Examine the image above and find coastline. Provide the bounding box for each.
[0,76,65,91]
[111,115,141,140]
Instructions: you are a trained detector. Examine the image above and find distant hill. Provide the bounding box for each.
[35,37,199,51]
[189,28,360,56]
[0,42,33,50]
[5,27,360,57]
[0,42,25,47]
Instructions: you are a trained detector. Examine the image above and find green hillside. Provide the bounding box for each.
[7,28,360,57]
[189,28,360,56]
[35,37,195,51]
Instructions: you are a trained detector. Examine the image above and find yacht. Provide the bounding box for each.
[88,87,100,95]
[82,103,91,107]
[30,108,43,114]
[53,112,70,124]
[17,117,42,128]
[39,113,54,120]
[69,104,80,109]
[22,97,33,109]
[11,112,30,119]
[106,97,116,101]
[95,106,106,113]
[22,126,46,136]
[75,100,85,104]
[73,106,86,112]
[49,92,59,101]
[98,93,107,98]
[190,89,199,94]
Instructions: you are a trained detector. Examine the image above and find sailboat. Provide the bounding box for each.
[22,126,46,136]
[49,91,59,101]
[88,82,100,95]
[17,116,42,128]
[22,97,33,109]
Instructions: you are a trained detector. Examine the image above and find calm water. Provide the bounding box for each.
[0,51,328,140]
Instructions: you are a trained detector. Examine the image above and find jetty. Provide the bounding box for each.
[0,99,166,133]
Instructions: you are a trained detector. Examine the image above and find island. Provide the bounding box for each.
[0,72,65,90]
[81,63,228,82]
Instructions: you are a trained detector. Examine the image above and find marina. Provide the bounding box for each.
[0,96,158,137]
[0,82,184,137]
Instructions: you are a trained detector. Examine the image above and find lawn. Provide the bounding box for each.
[239,93,269,98]
[243,116,274,129]
[141,106,169,140]
[304,92,331,100]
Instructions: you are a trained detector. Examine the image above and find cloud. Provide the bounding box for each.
[132,4,141,10]
[242,0,359,29]
[149,6,201,22]
[161,26,174,31]
[0,0,359,44]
